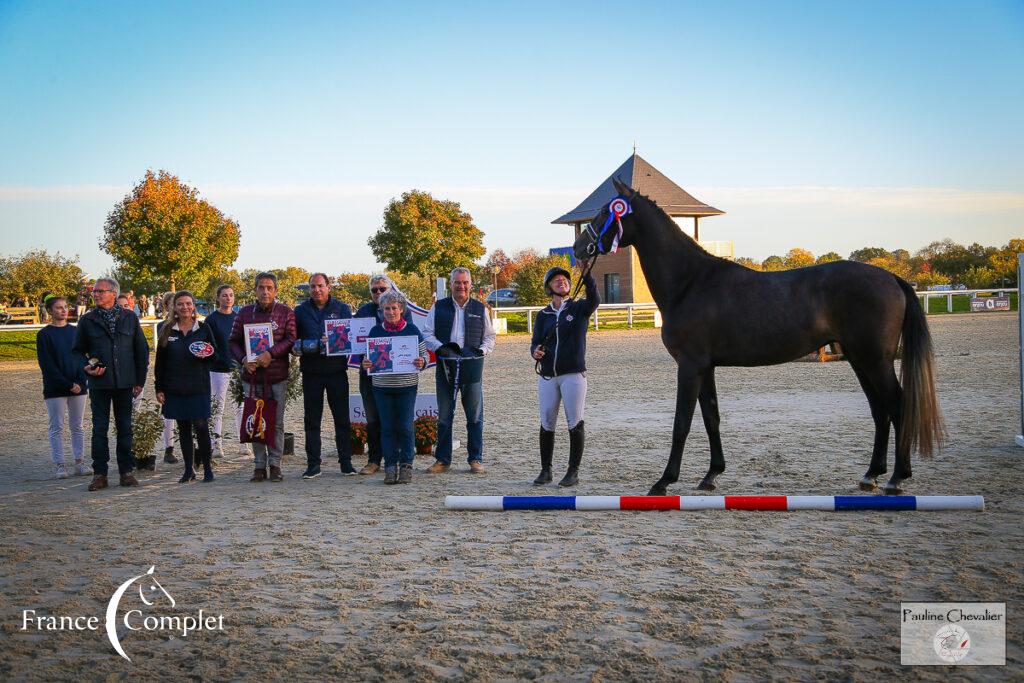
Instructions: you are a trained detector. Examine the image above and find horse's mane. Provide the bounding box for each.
[628,188,726,265]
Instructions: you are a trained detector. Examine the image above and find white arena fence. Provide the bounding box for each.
[492,288,1019,334]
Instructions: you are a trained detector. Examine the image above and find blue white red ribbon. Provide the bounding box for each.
[596,196,631,254]
[445,495,985,511]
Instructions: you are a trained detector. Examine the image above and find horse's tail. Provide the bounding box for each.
[896,277,945,456]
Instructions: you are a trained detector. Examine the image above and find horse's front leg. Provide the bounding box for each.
[697,368,725,491]
[649,365,702,496]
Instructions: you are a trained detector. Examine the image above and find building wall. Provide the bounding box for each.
[587,246,637,303]
[630,248,654,303]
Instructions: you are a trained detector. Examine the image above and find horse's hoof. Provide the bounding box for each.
[883,481,904,495]
[696,478,717,491]
[858,477,878,491]
[648,486,668,497]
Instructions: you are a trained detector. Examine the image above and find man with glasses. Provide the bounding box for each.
[72,277,150,491]
[422,267,495,474]
[353,275,411,475]
[293,273,354,479]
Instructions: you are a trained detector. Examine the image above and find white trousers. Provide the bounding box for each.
[210,371,244,448]
[44,395,87,464]
[538,372,587,432]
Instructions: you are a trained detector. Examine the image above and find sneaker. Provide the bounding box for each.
[74,461,92,476]
[383,466,399,485]
[214,443,225,460]
[302,465,322,479]
[55,463,68,479]
[469,461,485,474]
[425,460,450,474]
[339,461,357,476]
[238,443,252,456]
[269,466,283,482]
[398,464,413,484]
[358,462,380,476]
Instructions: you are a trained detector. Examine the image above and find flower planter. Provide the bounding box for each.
[415,443,433,455]
[352,443,365,455]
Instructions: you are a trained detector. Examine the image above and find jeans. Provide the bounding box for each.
[358,370,382,465]
[302,371,352,467]
[434,370,483,465]
[89,387,135,476]
[372,385,417,467]
[44,395,87,464]
[251,380,287,469]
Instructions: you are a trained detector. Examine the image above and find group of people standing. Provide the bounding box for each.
[36,264,599,491]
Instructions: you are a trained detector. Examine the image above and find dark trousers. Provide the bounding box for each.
[372,385,417,467]
[435,371,483,465]
[89,387,135,476]
[358,370,383,465]
[177,419,212,469]
[302,371,352,466]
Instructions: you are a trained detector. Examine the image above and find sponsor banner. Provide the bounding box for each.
[901,602,1005,665]
[349,393,438,423]
[970,297,1010,312]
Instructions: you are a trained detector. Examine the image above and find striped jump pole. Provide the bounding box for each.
[444,495,985,512]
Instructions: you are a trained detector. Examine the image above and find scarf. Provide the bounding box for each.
[95,304,122,336]
[383,318,407,333]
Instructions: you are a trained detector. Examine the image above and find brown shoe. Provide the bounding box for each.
[119,474,140,487]
[88,475,108,491]
[425,460,450,474]
[250,468,267,482]
[269,466,283,482]
[469,461,485,474]
[359,462,380,475]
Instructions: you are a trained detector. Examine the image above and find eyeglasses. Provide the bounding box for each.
[92,289,113,295]
[371,287,388,294]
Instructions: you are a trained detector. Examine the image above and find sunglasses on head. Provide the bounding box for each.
[371,287,388,294]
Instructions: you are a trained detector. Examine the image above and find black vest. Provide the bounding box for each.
[434,297,485,350]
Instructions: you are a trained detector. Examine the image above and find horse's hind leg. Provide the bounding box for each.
[697,368,725,491]
[649,365,702,496]
[874,365,909,494]
[851,362,891,491]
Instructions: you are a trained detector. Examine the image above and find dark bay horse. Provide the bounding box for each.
[573,178,944,495]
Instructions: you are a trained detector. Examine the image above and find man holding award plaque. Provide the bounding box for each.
[293,273,354,479]
[229,272,297,482]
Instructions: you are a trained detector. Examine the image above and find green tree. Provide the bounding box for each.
[271,266,311,306]
[368,190,485,277]
[961,266,998,289]
[332,273,371,309]
[510,249,574,306]
[0,250,84,305]
[849,246,891,262]
[783,248,816,269]
[388,271,436,309]
[204,267,246,304]
[102,170,241,292]
[733,257,762,271]
[988,238,1024,286]
[761,255,786,272]
[816,252,842,264]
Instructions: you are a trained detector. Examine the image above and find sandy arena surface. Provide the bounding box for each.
[0,313,1020,680]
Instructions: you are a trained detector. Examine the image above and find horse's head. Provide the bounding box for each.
[572,177,638,261]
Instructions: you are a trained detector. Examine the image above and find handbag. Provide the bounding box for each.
[240,370,278,445]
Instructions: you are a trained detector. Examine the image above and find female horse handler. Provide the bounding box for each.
[530,266,600,487]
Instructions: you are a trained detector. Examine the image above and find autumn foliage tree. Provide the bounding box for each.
[0,250,84,304]
[369,190,485,278]
[102,170,241,293]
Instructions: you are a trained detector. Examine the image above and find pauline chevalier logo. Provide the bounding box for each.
[21,565,225,662]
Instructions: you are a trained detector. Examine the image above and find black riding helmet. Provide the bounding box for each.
[543,266,572,295]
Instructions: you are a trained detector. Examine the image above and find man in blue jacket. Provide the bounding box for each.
[423,267,495,474]
[72,277,149,491]
[294,273,354,478]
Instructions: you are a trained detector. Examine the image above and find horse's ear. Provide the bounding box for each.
[612,176,635,198]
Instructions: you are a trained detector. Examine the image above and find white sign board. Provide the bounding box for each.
[349,393,438,423]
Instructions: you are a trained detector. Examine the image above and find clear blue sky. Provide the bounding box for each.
[1,1,1021,277]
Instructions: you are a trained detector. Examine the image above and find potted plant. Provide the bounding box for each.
[414,415,438,455]
[118,398,164,470]
[350,421,368,455]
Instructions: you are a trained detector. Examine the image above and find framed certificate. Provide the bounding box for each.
[366,335,420,375]
[243,323,274,362]
[325,317,376,356]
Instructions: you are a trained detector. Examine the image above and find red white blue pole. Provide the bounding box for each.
[444,495,985,512]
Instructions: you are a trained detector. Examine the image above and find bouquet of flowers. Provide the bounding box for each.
[350,421,368,454]
[414,415,438,452]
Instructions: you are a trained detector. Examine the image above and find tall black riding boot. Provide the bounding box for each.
[178,451,195,484]
[534,428,555,485]
[558,421,585,487]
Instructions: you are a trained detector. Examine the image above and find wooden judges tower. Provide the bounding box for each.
[552,153,726,303]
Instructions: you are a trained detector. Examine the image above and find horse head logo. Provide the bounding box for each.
[105,566,175,662]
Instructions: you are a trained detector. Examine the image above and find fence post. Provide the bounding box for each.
[947,293,953,313]
[527,310,533,335]
[593,309,599,331]
[627,306,633,329]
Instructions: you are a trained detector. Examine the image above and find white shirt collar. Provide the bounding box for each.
[172,320,200,333]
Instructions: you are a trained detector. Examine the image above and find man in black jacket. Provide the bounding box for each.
[72,277,150,491]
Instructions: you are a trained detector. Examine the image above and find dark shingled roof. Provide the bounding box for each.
[552,153,724,224]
